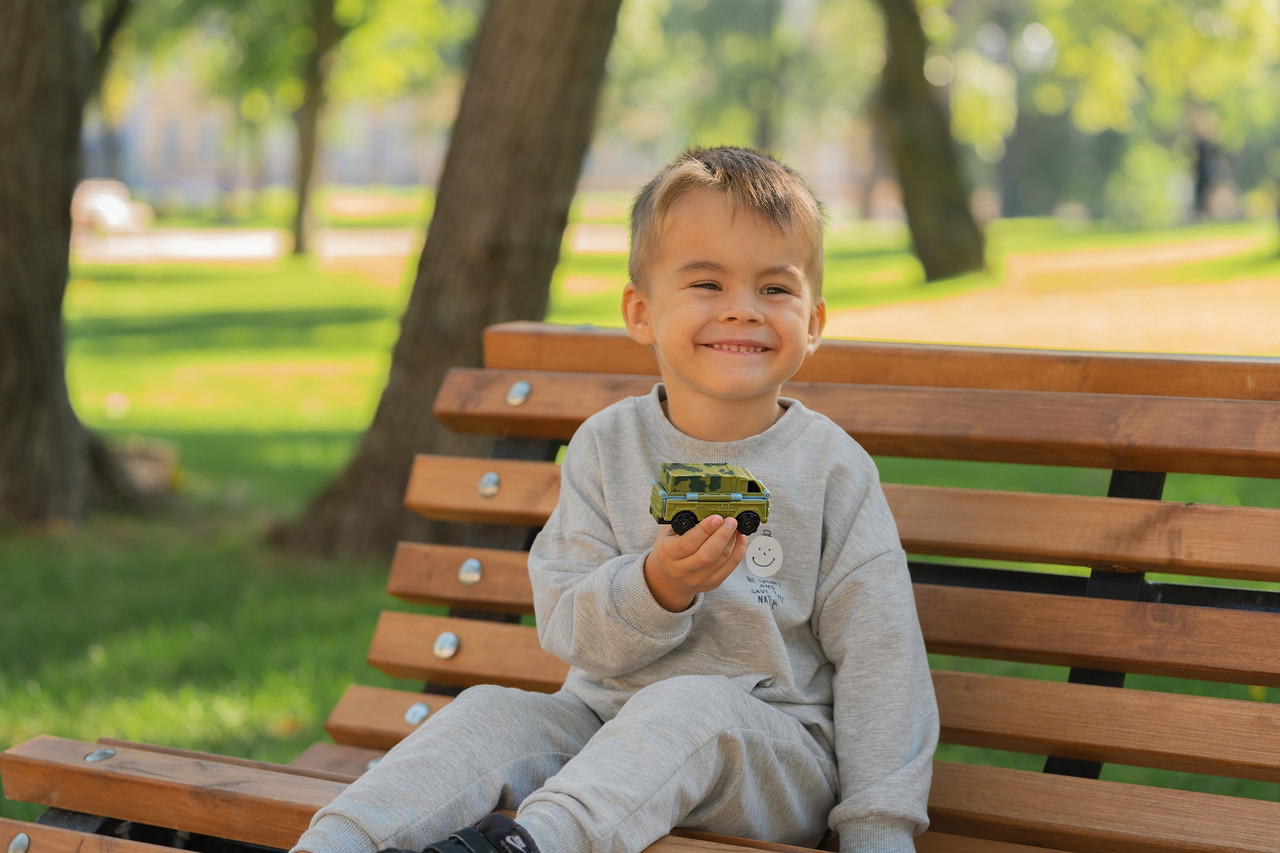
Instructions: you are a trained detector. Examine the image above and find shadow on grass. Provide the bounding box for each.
[69,306,398,356]
[0,504,420,822]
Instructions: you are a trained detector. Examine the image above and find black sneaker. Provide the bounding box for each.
[414,813,540,853]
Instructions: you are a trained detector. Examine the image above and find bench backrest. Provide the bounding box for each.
[333,322,1280,852]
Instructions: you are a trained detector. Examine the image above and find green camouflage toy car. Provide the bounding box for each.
[649,462,770,536]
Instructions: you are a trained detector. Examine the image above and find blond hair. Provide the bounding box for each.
[628,146,827,293]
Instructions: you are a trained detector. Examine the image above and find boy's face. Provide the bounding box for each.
[622,189,825,433]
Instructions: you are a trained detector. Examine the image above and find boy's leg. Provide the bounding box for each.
[292,685,601,853]
[515,675,838,853]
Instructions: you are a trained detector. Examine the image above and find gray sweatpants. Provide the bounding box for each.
[293,674,838,853]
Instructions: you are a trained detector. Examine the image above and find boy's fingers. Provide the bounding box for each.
[668,514,727,555]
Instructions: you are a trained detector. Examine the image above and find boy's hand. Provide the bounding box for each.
[644,515,747,612]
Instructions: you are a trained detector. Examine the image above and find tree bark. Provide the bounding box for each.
[0,0,135,529]
[273,0,624,557]
[291,0,344,255]
[871,0,985,281]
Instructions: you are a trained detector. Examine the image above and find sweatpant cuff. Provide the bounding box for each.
[292,814,380,853]
[516,800,593,853]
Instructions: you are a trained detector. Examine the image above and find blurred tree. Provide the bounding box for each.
[606,0,985,280]
[0,0,139,529]
[872,0,985,279]
[602,0,796,153]
[127,0,470,251]
[273,0,623,557]
[940,0,1279,225]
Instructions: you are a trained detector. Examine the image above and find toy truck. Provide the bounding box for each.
[649,462,769,536]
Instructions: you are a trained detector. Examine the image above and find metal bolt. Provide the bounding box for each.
[84,748,116,763]
[8,832,30,853]
[477,472,500,498]
[458,558,483,586]
[404,701,431,725]
[433,631,460,660]
[505,380,532,407]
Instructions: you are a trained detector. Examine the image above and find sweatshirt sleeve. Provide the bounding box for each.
[815,462,939,853]
[529,426,699,677]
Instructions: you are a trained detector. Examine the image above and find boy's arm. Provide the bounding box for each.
[529,429,697,677]
[817,478,939,853]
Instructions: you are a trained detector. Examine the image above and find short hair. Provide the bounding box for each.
[628,146,827,294]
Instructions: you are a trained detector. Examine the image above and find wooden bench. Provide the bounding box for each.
[4,320,1280,853]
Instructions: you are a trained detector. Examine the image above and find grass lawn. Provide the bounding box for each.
[3,202,1278,822]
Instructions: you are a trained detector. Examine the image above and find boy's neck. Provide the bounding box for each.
[661,392,786,442]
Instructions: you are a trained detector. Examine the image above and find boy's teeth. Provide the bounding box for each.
[712,344,764,352]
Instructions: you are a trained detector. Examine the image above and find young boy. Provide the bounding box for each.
[292,147,938,853]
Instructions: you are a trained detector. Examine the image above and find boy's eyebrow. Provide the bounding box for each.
[676,260,804,281]
[676,259,729,275]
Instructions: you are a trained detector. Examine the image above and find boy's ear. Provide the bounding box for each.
[621,282,655,345]
[806,297,827,356]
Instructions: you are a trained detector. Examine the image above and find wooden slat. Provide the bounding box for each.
[290,742,381,780]
[807,384,1280,476]
[404,458,1280,586]
[935,671,1280,782]
[389,542,535,611]
[0,818,180,853]
[916,832,1070,853]
[0,737,816,853]
[324,684,456,750]
[1,736,345,851]
[891,485,1280,584]
[404,454,559,525]
[917,584,1280,686]
[433,367,652,439]
[435,368,1280,476]
[366,611,568,692]
[483,321,1280,400]
[92,738,354,784]
[928,760,1280,852]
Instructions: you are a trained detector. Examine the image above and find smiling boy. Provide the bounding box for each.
[292,147,938,853]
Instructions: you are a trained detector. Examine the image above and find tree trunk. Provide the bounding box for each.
[871,0,985,281]
[291,0,343,255]
[0,0,134,529]
[273,0,624,557]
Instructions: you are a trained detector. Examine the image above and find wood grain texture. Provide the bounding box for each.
[434,367,1280,476]
[935,671,1280,781]
[928,760,1280,852]
[0,818,180,853]
[365,611,567,692]
[917,584,1280,685]
[389,542,534,610]
[404,460,1280,585]
[323,684,456,750]
[483,321,1280,399]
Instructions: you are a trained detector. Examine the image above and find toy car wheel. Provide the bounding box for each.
[671,511,698,535]
[736,511,760,535]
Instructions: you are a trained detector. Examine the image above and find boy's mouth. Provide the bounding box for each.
[704,342,770,353]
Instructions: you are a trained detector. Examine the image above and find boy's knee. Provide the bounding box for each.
[620,675,756,726]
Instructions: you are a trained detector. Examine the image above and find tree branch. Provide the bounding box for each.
[88,0,133,96]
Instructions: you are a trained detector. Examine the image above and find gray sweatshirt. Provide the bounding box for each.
[529,385,938,851]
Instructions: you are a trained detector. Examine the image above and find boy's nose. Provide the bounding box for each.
[721,297,764,323]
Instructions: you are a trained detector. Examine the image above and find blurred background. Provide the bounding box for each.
[2,0,1278,821]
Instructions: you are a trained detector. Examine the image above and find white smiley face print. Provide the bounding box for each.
[746,534,783,578]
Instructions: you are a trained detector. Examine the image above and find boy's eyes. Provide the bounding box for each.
[689,281,796,296]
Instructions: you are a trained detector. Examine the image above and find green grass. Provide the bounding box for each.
[3,201,1279,822]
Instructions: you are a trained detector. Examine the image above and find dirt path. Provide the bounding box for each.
[824,235,1279,356]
